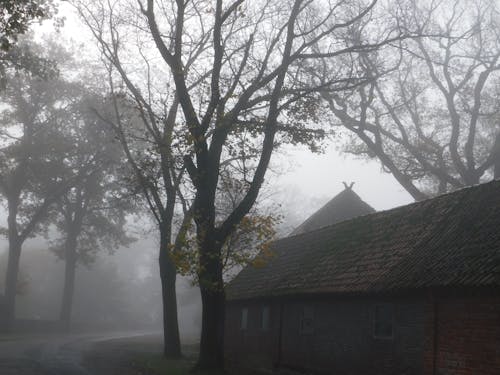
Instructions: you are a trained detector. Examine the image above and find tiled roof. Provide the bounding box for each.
[226,180,500,300]
[290,186,375,235]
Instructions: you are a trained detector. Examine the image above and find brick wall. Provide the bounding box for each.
[429,294,500,375]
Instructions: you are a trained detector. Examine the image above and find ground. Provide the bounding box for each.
[83,334,200,375]
[0,331,168,375]
[0,332,303,375]
[83,335,282,375]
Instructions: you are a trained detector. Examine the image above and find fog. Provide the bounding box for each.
[2,0,499,374]
[0,181,341,334]
[0,228,201,340]
[0,178,366,340]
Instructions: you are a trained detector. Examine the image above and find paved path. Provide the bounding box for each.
[0,331,157,375]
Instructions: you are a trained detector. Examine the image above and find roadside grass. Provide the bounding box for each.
[130,353,226,375]
[130,353,190,375]
[83,335,237,375]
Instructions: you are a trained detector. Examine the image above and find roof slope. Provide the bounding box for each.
[227,180,500,300]
[290,185,375,235]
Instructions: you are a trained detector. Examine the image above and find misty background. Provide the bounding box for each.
[0,148,411,338]
[2,0,437,342]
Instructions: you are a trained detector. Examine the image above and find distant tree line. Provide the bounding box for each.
[0,37,134,332]
[319,0,500,199]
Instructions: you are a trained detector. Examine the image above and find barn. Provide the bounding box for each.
[225,181,500,375]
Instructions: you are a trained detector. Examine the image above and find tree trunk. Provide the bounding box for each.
[494,133,500,179]
[197,235,226,371]
[159,225,182,358]
[59,233,78,332]
[2,238,22,332]
[198,282,225,370]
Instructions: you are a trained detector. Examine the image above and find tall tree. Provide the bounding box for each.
[50,91,134,331]
[105,90,186,359]
[0,0,57,85]
[0,41,95,331]
[140,0,405,369]
[321,0,500,199]
[77,0,407,369]
[0,0,55,51]
[74,2,189,353]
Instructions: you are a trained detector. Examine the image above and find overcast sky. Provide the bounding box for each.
[274,144,413,211]
[36,3,414,218]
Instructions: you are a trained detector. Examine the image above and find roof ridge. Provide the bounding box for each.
[227,179,500,300]
[284,179,500,241]
[290,186,375,235]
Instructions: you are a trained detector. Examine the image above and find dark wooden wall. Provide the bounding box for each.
[225,300,282,369]
[279,297,425,375]
[225,291,500,375]
[225,295,426,375]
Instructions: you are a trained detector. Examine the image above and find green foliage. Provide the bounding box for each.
[0,1,58,87]
[0,0,55,51]
[0,38,134,261]
[39,45,136,266]
[0,41,77,237]
[1,42,58,87]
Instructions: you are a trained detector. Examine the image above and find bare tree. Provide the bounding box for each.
[140,0,406,369]
[75,0,193,356]
[322,0,500,199]
[76,0,408,369]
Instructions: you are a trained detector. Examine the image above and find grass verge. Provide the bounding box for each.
[130,353,228,375]
[130,353,192,375]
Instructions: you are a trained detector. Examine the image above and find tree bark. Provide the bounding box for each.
[59,232,78,332]
[494,133,500,179]
[159,224,181,358]
[2,238,21,332]
[2,195,22,333]
[198,279,225,370]
[197,233,225,370]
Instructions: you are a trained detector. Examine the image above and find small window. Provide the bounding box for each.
[241,307,248,330]
[373,304,393,339]
[261,306,270,330]
[300,306,314,334]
